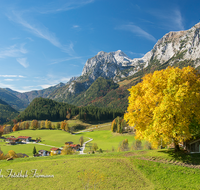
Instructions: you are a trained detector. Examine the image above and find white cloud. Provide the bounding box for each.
[4,79,14,81]
[173,9,184,30]
[50,56,82,65]
[127,51,145,58]
[73,25,80,28]
[148,8,184,31]
[7,10,74,55]
[60,77,71,83]
[0,43,27,58]
[0,82,14,89]
[39,84,54,89]
[116,24,156,42]
[0,75,25,78]
[39,0,95,14]
[16,57,29,68]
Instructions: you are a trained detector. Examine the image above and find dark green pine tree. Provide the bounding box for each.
[33,146,37,156]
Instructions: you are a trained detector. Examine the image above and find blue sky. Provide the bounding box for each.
[0,0,199,92]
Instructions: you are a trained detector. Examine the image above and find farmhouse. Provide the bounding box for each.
[5,137,19,145]
[50,147,61,155]
[70,144,81,151]
[184,138,200,153]
[38,150,50,156]
[65,141,73,145]
[17,136,32,142]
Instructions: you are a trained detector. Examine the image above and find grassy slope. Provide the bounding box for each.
[0,125,200,189]
[82,130,136,152]
[0,150,200,189]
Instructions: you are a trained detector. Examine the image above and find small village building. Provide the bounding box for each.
[17,136,32,142]
[50,147,61,155]
[5,137,19,145]
[38,150,50,156]
[184,139,200,153]
[65,141,73,145]
[70,144,80,151]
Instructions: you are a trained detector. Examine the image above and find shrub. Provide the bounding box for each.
[118,139,129,151]
[99,148,103,153]
[144,141,152,150]
[132,140,142,150]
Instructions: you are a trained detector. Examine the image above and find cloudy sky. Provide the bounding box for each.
[0,0,199,92]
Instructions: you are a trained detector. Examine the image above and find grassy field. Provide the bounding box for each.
[1,130,85,156]
[1,119,200,189]
[81,130,136,152]
[1,129,135,156]
[1,120,134,156]
[0,150,200,189]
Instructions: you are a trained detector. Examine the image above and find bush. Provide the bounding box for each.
[132,140,142,150]
[70,124,86,132]
[118,139,129,151]
[144,141,152,150]
[99,148,103,153]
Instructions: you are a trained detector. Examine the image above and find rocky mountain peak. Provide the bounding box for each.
[81,50,141,82]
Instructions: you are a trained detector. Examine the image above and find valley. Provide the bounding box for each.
[1,18,200,190]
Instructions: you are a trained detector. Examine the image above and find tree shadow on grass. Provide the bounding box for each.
[158,149,200,165]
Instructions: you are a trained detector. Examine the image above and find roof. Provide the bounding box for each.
[50,147,61,151]
[70,144,79,148]
[38,150,50,153]
[65,141,73,144]
[18,136,31,139]
[188,138,200,145]
[6,137,18,141]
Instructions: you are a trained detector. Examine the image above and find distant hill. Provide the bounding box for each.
[17,97,124,122]
[0,88,28,110]
[49,77,120,107]
[0,98,19,124]
[5,82,65,105]
[17,97,78,122]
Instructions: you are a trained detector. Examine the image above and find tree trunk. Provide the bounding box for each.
[174,140,180,152]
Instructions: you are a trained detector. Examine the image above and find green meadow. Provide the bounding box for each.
[1,122,136,156]
[0,150,200,189]
[1,121,200,189]
[81,130,136,152]
[1,130,82,156]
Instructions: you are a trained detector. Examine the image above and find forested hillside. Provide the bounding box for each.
[17,97,124,122]
[0,99,19,124]
[67,77,119,106]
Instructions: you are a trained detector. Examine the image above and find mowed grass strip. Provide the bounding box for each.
[0,156,153,190]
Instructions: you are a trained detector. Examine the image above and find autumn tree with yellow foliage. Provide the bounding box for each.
[124,66,200,151]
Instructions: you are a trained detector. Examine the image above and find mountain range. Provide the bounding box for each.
[0,98,19,124]
[1,22,200,111]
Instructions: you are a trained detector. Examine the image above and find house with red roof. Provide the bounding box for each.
[50,147,61,155]
[5,137,19,145]
[17,136,32,142]
[38,150,50,156]
[70,144,80,151]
